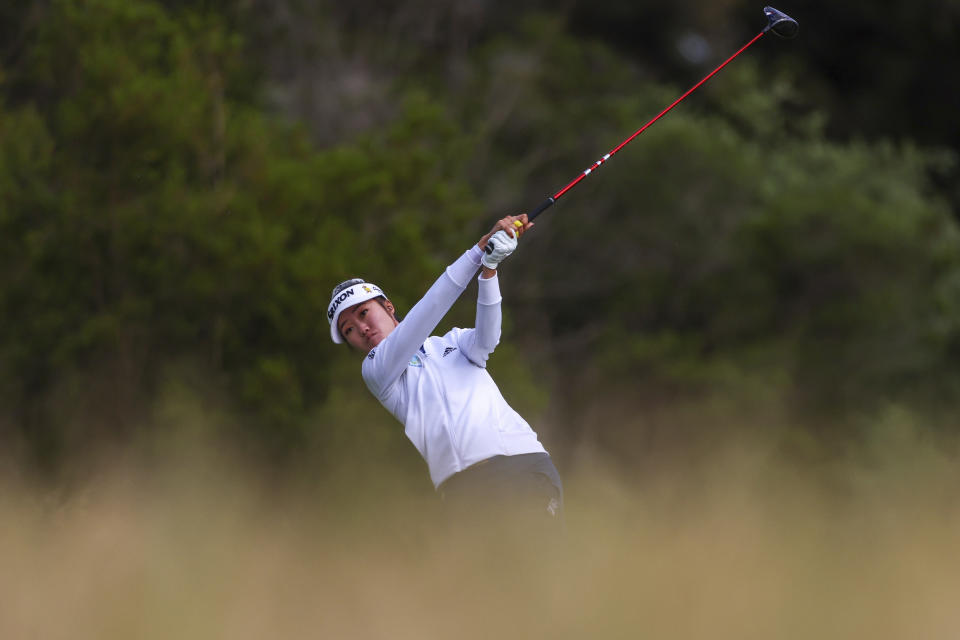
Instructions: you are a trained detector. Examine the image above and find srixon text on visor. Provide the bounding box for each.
[328,289,355,319]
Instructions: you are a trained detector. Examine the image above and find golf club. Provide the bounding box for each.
[515,6,798,228]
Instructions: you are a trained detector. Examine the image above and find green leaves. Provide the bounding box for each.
[0,0,482,465]
[2,0,959,468]
[470,31,960,422]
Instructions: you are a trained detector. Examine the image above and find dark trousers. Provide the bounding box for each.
[438,453,564,534]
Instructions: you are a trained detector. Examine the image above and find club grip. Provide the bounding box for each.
[527,197,555,222]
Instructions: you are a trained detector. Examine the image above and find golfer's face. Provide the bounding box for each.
[338,300,397,351]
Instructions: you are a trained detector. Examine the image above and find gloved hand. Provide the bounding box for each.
[481,227,519,269]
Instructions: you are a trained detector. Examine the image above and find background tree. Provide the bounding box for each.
[1,0,957,477]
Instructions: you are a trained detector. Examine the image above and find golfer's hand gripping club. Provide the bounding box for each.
[481,225,519,269]
[482,219,527,270]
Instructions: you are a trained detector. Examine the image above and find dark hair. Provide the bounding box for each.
[331,278,365,297]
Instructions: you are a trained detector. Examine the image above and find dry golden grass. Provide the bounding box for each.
[2,427,959,640]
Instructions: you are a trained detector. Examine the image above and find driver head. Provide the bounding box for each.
[763,6,799,38]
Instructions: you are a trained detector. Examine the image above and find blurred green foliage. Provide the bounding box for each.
[1,0,957,472]
[0,0,480,468]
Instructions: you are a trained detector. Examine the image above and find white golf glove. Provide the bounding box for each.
[481,229,518,269]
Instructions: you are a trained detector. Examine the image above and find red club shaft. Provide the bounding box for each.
[527,30,767,221]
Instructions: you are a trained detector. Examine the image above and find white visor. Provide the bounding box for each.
[327,282,385,344]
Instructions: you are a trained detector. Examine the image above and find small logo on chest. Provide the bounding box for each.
[408,355,423,367]
[442,347,457,358]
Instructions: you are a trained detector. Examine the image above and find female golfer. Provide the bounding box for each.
[327,214,562,527]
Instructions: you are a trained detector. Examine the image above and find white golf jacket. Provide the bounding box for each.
[361,246,546,487]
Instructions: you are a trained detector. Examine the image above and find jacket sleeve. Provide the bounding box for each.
[362,246,482,398]
[458,273,502,368]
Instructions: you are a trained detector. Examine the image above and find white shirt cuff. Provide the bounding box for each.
[477,271,502,305]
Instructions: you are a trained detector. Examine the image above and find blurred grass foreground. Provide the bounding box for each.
[2,416,959,640]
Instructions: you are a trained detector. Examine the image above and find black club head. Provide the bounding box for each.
[763,6,799,38]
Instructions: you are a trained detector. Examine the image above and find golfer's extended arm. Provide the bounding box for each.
[460,273,501,367]
[363,246,482,396]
